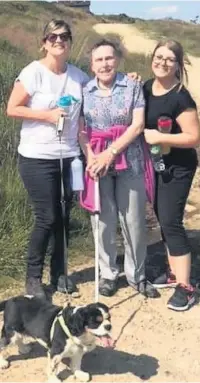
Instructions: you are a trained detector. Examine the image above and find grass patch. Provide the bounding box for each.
[136,19,200,57]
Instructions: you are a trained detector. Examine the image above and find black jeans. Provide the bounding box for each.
[154,166,196,256]
[18,155,73,280]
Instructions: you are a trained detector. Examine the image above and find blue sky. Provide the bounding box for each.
[90,1,200,21]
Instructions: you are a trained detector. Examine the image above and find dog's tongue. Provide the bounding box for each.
[99,335,115,348]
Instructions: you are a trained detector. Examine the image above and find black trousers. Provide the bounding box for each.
[154,166,196,256]
[18,155,73,280]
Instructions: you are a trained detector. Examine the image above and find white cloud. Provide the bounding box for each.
[148,5,178,16]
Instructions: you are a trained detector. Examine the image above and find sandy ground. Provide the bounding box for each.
[0,168,200,383]
[0,24,200,383]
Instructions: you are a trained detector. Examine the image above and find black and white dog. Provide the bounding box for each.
[0,296,113,382]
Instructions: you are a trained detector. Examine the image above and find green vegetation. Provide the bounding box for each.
[0,2,199,284]
[136,19,200,57]
[100,12,200,57]
[101,13,138,24]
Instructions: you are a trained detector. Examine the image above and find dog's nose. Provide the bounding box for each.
[104,324,112,331]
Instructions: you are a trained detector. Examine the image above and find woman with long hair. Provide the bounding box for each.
[144,40,200,311]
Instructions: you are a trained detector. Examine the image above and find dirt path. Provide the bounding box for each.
[93,23,200,108]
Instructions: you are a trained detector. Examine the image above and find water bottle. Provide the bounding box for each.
[158,116,172,155]
[150,144,165,172]
[70,157,84,191]
[56,96,73,135]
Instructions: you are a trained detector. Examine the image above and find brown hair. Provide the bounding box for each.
[90,39,123,59]
[152,39,188,88]
[42,19,72,43]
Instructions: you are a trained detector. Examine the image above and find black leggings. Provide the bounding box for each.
[18,155,73,280]
[154,166,196,256]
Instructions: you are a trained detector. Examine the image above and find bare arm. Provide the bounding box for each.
[109,107,144,154]
[87,107,144,177]
[159,109,200,148]
[78,87,144,157]
[144,109,200,148]
[7,82,66,124]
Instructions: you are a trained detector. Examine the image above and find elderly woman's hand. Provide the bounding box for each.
[87,149,115,178]
[144,129,163,145]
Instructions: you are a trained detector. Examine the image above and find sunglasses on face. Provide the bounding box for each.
[45,32,71,44]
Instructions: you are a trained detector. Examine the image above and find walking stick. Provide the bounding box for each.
[94,178,100,302]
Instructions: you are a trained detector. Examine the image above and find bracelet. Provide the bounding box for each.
[109,146,118,156]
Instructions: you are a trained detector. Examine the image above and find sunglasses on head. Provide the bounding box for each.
[45,32,71,43]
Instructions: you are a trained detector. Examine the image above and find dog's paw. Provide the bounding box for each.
[18,343,32,355]
[0,357,10,369]
[74,370,90,382]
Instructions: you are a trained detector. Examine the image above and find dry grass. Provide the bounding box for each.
[136,19,200,57]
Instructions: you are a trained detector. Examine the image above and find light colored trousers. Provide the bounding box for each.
[91,170,147,286]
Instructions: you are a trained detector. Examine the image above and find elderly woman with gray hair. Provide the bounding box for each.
[79,39,159,299]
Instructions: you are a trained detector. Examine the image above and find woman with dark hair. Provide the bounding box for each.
[7,19,89,298]
[79,39,159,298]
[143,39,200,311]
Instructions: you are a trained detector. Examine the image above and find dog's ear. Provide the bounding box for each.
[63,307,88,337]
[71,308,88,336]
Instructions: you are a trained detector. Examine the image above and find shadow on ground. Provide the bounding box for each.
[8,342,46,363]
[72,229,200,286]
[84,348,159,380]
[8,342,159,381]
[59,347,159,381]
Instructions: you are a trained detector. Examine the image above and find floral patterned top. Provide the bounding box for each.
[82,72,145,177]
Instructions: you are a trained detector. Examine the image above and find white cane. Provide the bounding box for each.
[94,178,100,303]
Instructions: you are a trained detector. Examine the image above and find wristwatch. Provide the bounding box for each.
[110,146,118,156]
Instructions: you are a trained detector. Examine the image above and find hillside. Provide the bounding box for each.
[0,2,99,57]
[0,2,200,102]
[1,4,200,383]
[93,23,200,108]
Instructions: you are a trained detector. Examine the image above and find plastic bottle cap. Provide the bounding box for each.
[57,96,73,107]
[57,95,79,107]
[158,119,172,128]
